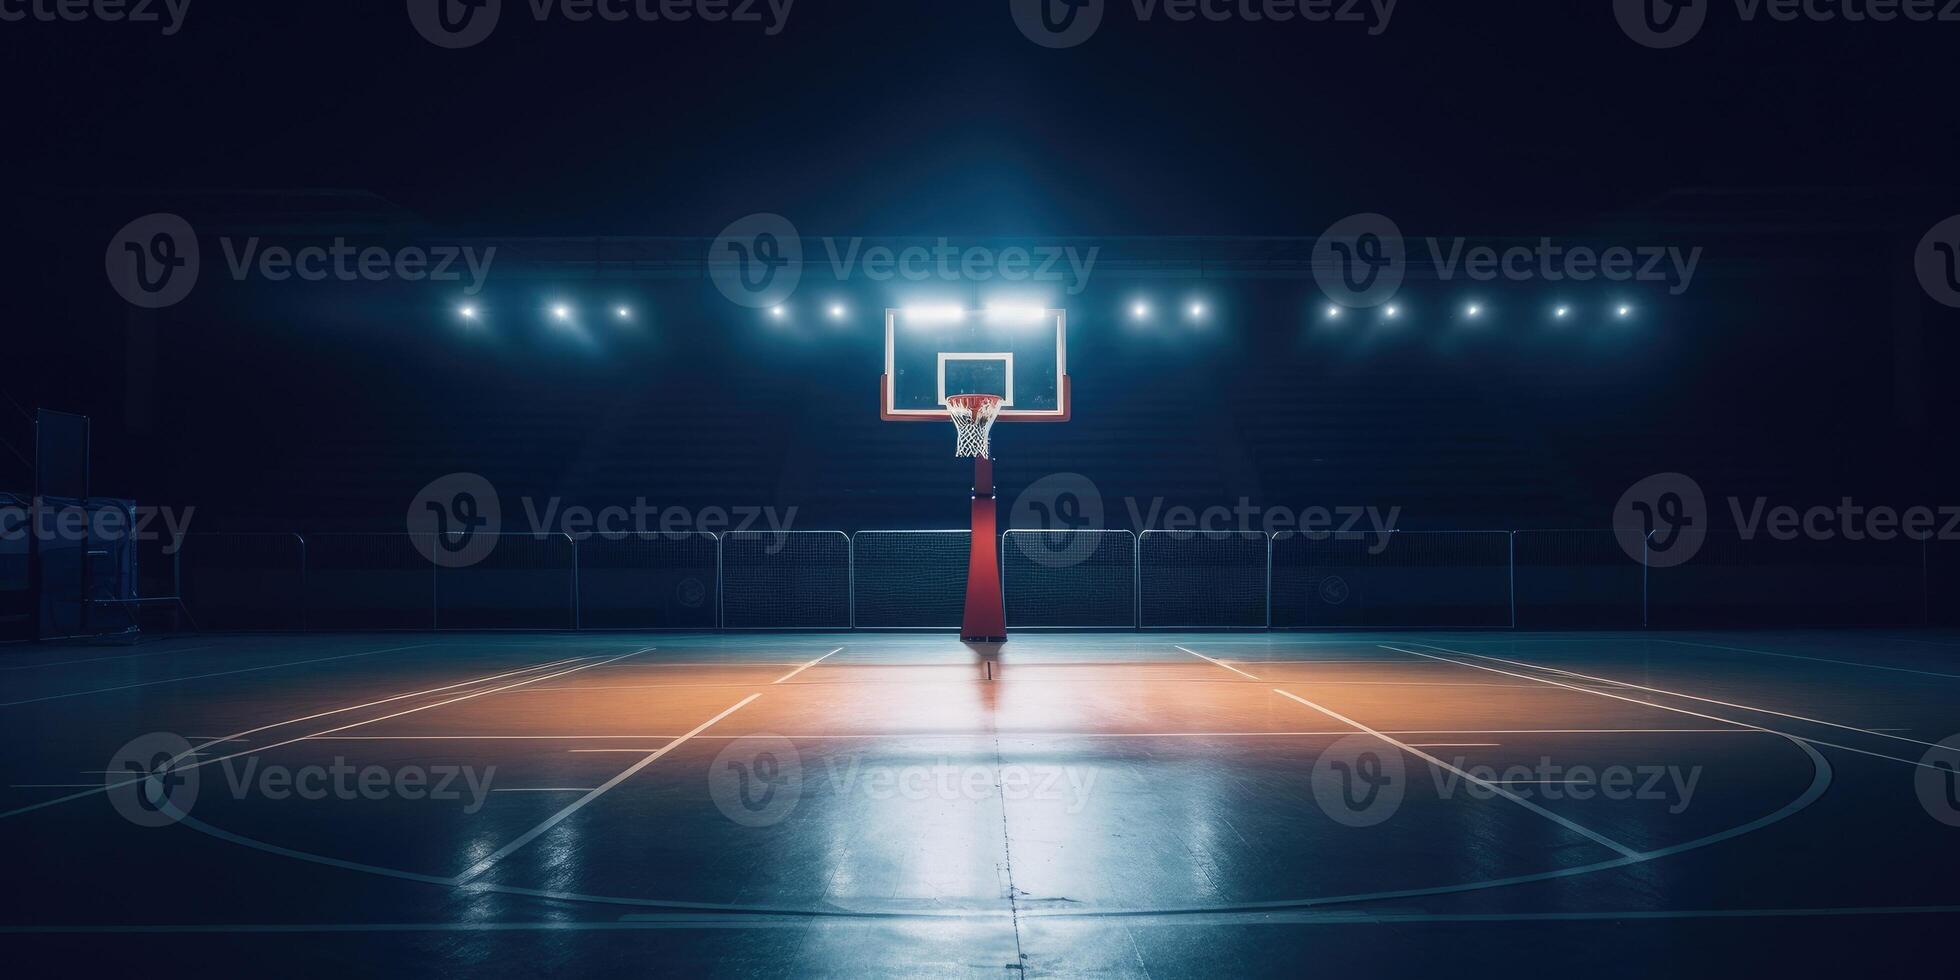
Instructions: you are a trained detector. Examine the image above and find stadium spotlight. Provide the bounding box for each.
[1325,304,1343,320]
[615,306,632,320]
[551,304,573,323]
[829,303,848,321]
[1383,304,1401,320]
[1555,305,1571,320]
[1617,305,1633,319]
[1464,303,1483,319]
[1130,301,1152,322]
[458,304,479,322]
[1187,301,1208,322]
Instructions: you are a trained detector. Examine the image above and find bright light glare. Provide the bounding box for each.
[458,305,478,321]
[1326,305,1342,319]
[770,305,787,319]
[902,305,966,324]
[1188,302,1207,320]
[1555,306,1570,319]
[829,304,847,320]
[551,305,572,322]
[984,304,1048,323]
[1617,305,1632,318]
[1383,304,1400,319]
[1130,302,1151,321]
[1465,304,1482,318]
[615,306,632,319]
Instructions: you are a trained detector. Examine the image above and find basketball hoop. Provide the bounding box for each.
[946,393,1004,459]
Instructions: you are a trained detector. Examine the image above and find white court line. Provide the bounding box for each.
[1384,645,1957,773]
[610,662,811,668]
[1252,681,1539,688]
[772,647,843,684]
[1405,642,1960,760]
[1271,689,1642,859]
[0,643,437,707]
[303,727,1756,741]
[452,693,762,884]
[0,643,221,671]
[165,654,596,766]
[1174,645,1262,680]
[0,651,593,821]
[9,903,1960,932]
[1656,638,1960,681]
[181,652,649,774]
[510,678,1534,692]
[1216,660,1439,666]
[508,683,798,693]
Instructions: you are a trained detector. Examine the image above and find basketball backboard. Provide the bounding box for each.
[881,307,1070,422]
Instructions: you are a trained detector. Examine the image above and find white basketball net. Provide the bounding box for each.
[947,394,1004,459]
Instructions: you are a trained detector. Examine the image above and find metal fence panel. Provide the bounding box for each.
[576,533,719,630]
[1273,531,1511,629]
[720,531,851,629]
[178,533,306,631]
[304,533,434,630]
[1139,531,1268,629]
[435,533,576,630]
[851,531,969,629]
[1003,530,1137,628]
[1512,530,1643,628]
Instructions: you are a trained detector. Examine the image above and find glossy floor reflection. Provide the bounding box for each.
[2,630,1957,976]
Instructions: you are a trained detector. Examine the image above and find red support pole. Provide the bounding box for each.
[962,455,1006,642]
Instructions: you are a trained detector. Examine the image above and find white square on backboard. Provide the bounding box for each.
[936,352,1015,407]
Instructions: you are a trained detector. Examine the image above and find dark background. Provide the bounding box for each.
[0,1,1954,531]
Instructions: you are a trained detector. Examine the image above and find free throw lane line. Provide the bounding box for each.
[452,693,762,884]
[1270,689,1642,859]
[772,647,843,684]
[1175,646,1262,680]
